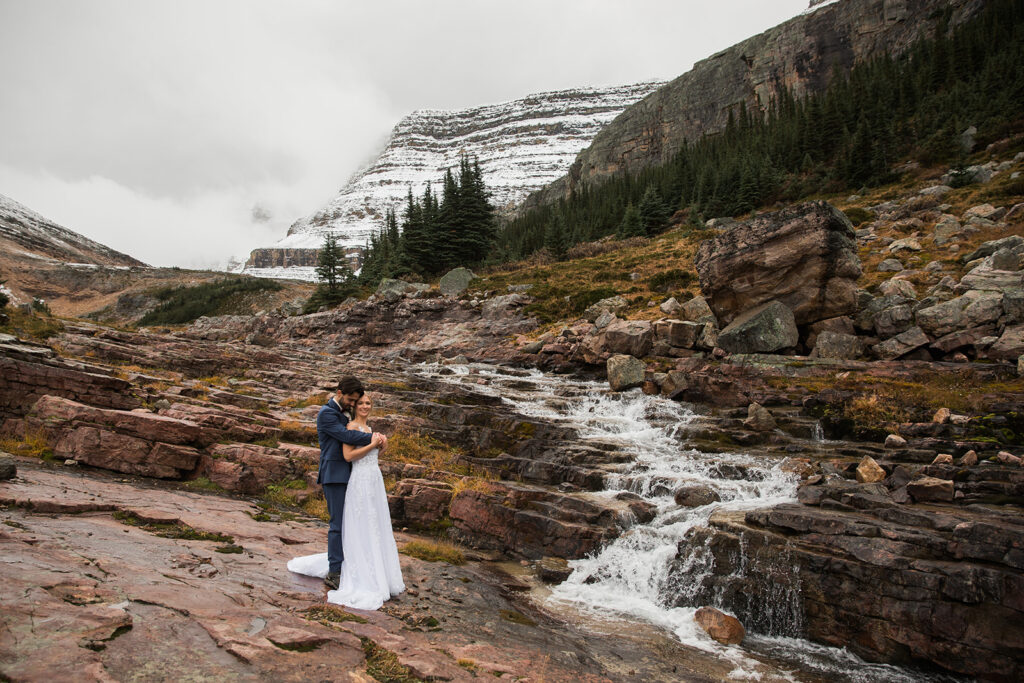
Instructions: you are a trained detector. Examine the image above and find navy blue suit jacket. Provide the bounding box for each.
[316,398,373,484]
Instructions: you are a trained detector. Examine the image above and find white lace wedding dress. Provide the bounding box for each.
[287,436,405,610]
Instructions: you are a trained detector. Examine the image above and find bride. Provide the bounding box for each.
[287,392,405,610]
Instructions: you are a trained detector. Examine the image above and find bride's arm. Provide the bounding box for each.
[343,432,381,462]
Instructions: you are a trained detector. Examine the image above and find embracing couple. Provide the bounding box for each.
[287,376,405,610]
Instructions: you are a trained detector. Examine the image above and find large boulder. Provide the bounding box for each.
[607,355,645,391]
[694,201,862,327]
[439,268,475,297]
[716,301,798,354]
[603,319,653,357]
[679,296,718,325]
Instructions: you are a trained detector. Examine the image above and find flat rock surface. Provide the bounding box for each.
[1,460,778,682]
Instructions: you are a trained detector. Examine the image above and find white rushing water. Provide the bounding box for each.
[414,363,965,682]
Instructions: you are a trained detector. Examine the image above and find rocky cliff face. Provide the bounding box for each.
[241,82,663,279]
[525,0,986,207]
[0,193,145,267]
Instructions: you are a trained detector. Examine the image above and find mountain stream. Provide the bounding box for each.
[415,362,964,682]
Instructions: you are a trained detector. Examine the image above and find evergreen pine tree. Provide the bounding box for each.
[638,186,670,235]
[617,204,644,238]
[544,212,569,260]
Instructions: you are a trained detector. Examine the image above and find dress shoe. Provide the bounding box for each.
[324,571,340,590]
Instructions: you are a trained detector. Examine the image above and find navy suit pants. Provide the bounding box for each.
[323,482,347,573]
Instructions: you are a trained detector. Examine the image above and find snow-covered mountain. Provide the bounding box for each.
[0,193,145,267]
[241,81,663,279]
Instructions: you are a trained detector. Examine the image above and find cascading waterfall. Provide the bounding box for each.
[415,363,962,682]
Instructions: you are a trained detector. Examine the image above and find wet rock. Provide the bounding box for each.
[907,475,954,502]
[0,454,15,480]
[536,557,572,584]
[855,456,886,484]
[694,201,861,327]
[674,485,721,508]
[693,607,744,645]
[606,355,645,392]
[743,403,776,432]
[439,267,475,297]
[717,301,798,355]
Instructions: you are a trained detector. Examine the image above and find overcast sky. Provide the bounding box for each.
[0,0,810,269]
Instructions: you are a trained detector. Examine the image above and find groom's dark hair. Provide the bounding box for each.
[337,376,364,395]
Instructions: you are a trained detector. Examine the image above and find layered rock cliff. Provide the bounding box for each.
[241,82,663,279]
[525,0,987,208]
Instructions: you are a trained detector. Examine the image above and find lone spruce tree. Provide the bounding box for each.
[306,232,354,312]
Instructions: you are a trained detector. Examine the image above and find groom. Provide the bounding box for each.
[317,375,386,590]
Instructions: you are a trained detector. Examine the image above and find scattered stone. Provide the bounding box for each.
[997,451,1022,466]
[877,259,904,272]
[873,326,930,360]
[674,485,722,508]
[878,279,917,299]
[660,371,688,399]
[888,237,922,253]
[717,301,799,355]
[988,324,1024,362]
[604,319,654,357]
[63,459,78,467]
[919,185,952,197]
[0,455,15,480]
[810,331,863,360]
[606,355,645,392]
[680,296,717,325]
[963,203,1002,222]
[660,297,683,315]
[693,607,745,645]
[932,408,951,424]
[960,450,978,467]
[855,456,886,484]
[932,454,954,465]
[439,267,475,297]
[743,403,777,432]
[885,434,907,449]
[907,476,954,503]
[583,296,628,322]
